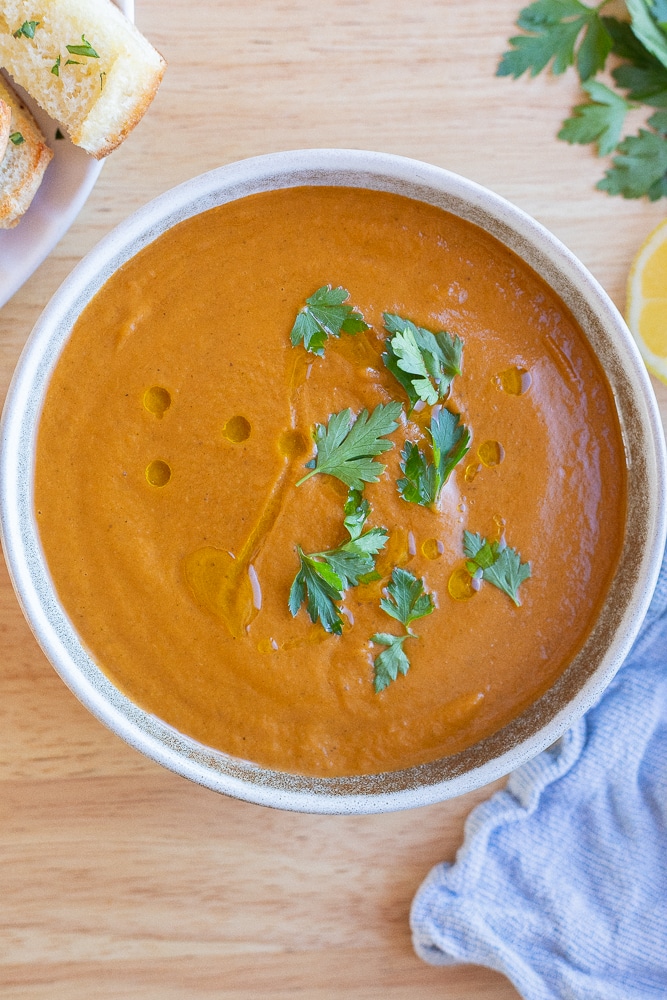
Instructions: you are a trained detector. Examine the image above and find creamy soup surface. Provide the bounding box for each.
[35,186,627,777]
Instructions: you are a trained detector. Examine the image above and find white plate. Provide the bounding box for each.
[0,0,133,308]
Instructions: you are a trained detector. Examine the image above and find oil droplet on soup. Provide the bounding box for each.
[478,440,505,467]
[143,385,171,417]
[145,460,171,487]
[495,366,532,395]
[448,566,477,601]
[278,428,309,458]
[257,637,280,654]
[223,415,251,442]
[422,537,444,560]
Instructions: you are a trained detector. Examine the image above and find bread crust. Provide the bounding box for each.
[0,75,53,228]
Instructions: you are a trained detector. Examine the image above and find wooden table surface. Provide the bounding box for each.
[1,2,665,997]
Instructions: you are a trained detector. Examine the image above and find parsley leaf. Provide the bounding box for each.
[13,20,39,38]
[290,285,369,356]
[51,55,61,76]
[398,442,437,507]
[66,35,99,58]
[463,530,531,606]
[370,568,434,692]
[296,401,403,489]
[339,489,389,582]
[322,528,389,590]
[605,10,667,99]
[612,57,667,106]
[558,79,634,155]
[343,488,370,540]
[463,531,499,571]
[597,112,667,198]
[484,548,533,607]
[379,567,435,630]
[397,408,471,506]
[497,0,613,82]
[604,12,654,60]
[371,634,410,692]
[9,132,24,146]
[425,408,470,491]
[289,491,389,634]
[382,314,463,410]
[288,550,346,634]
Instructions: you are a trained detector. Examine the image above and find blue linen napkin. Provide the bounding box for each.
[410,544,667,1000]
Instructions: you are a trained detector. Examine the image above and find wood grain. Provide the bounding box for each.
[1,1,664,996]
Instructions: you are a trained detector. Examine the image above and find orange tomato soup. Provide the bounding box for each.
[34,187,627,776]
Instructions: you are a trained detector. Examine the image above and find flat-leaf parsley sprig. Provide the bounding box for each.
[398,408,471,507]
[559,78,636,156]
[597,108,667,198]
[342,488,383,554]
[382,313,463,410]
[497,0,615,82]
[288,490,389,634]
[371,568,435,692]
[463,530,531,606]
[498,0,667,199]
[296,401,403,489]
[290,285,370,356]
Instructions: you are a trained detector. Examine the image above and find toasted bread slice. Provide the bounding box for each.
[0,1,165,158]
[0,73,52,228]
[0,97,10,161]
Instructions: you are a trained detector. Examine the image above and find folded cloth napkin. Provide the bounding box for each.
[410,544,667,1000]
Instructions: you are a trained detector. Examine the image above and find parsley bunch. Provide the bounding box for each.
[498,0,667,199]
[287,284,530,692]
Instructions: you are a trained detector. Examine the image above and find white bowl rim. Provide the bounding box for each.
[1,147,666,813]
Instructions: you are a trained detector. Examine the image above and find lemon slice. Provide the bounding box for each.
[626,218,667,384]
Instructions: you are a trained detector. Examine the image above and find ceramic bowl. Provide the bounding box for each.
[1,149,665,813]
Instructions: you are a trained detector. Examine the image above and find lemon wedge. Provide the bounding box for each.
[626,218,667,384]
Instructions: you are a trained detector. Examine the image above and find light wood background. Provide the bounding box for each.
[1,2,665,997]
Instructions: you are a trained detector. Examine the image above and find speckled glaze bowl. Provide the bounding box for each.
[1,149,665,813]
